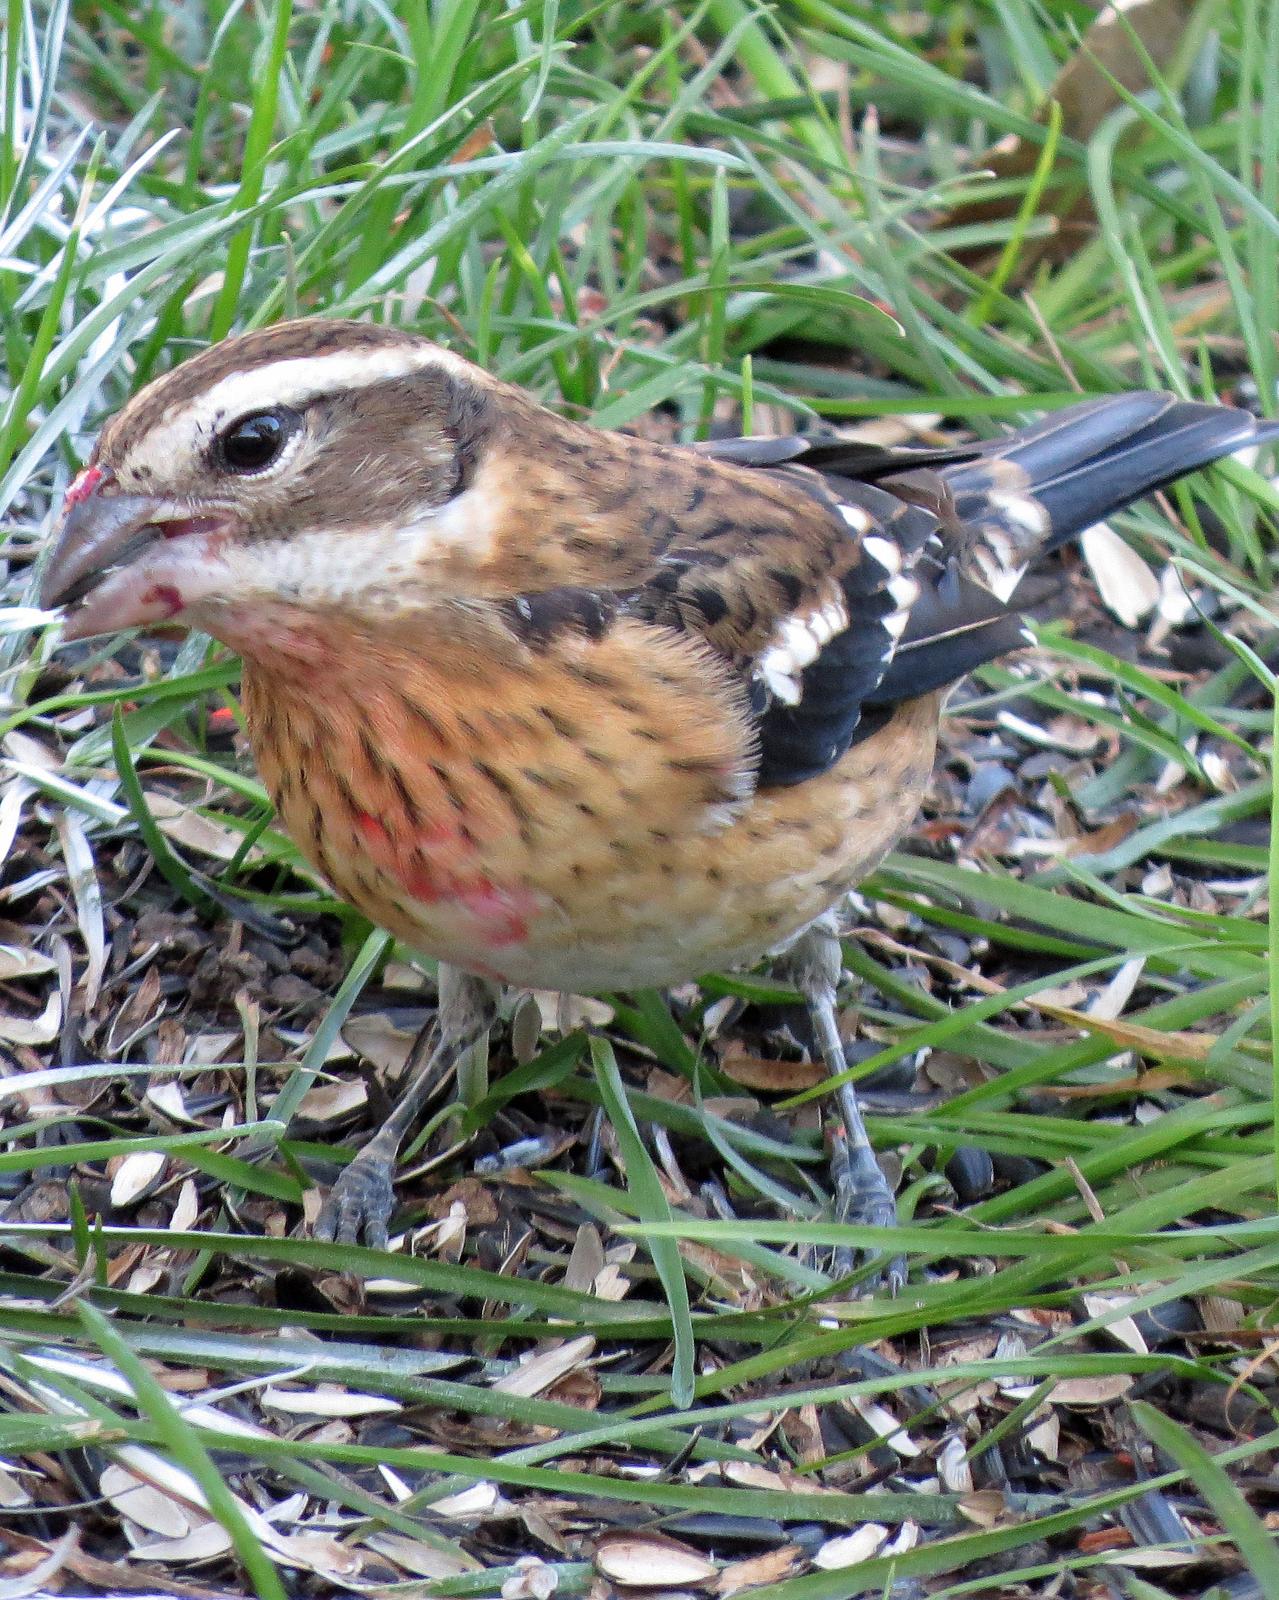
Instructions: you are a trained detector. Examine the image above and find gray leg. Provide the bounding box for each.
[782,918,904,1293]
[315,965,499,1248]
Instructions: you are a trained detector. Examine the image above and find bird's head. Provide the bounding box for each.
[39,320,503,655]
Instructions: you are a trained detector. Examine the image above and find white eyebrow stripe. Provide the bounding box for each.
[120,342,467,486]
[185,344,455,428]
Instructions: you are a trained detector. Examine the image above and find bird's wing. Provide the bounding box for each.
[620,445,957,789]
[682,393,1277,787]
[493,432,1017,795]
[496,394,1275,797]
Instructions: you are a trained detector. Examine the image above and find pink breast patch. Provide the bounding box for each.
[355,810,532,948]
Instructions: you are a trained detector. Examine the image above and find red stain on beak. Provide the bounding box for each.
[140,583,184,618]
[63,463,114,511]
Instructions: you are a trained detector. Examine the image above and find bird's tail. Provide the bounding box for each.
[942,392,1279,602]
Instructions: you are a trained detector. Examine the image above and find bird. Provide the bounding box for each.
[37,317,1279,1278]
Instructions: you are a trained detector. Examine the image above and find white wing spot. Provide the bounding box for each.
[887,574,919,610]
[839,502,873,532]
[882,608,910,642]
[759,657,802,705]
[757,590,851,705]
[991,491,1049,538]
[881,573,918,644]
[973,500,1049,604]
[778,615,822,670]
[972,548,1026,604]
[863,535,902,575]
[981,526,1016,569]
[809,593,849,646]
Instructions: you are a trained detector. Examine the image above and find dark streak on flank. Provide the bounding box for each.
[501,585,619,647]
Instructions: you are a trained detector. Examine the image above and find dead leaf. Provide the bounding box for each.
[937,1434,974,1493]
[843,1395,919,1456]
[563,1224,605,1292]
[1029,1002,1218,1064]
[0,991,60,1045]
[1061,812,1141,858]
[341,1012,415,1074]
[0,944,56,981]
[0,1464,32,1510]
[108,1151,166,1208]
[1028,1407,1060,1460]
[501,1555,560,1599]
[812,1525,889,1569]
[539,1368,600,1418]
[1050,1374,1134,1405]
[493,1335,596,1398]
[944,0,1203,270]
[169,1179,199,1233]
[293,1078,368,1122]
[99,1464,194,1538]
[1082,523,1161,628]
[1086,958,1146,1021]
[0,1529,78,1596]
[959,1489,1014,1528]
[430,1483,503,1519]
[1082,1293,1148,1357]
[1039,1065,1190,1099]
[532,990,613,1032]
[144,791,263,863]
[718,1044,824,1091]
[262,1385,401,1418]
[593,1263,631,1301]
[1198,1295,1245,1335]
[715,1545,802,1594]
[363,1532,477,1579]
[595,1531,717,1587]
[129,1522,232,1564]
[55,810,105,1009]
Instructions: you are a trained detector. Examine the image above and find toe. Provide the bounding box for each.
[315,1156,395,1249]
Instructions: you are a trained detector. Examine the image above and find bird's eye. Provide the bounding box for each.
[217,408,298,475]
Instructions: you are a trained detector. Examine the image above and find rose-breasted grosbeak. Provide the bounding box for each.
[38,319,1278,1278]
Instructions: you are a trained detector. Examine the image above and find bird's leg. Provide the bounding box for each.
[315,965,498,1248]
[782,918,904,1294]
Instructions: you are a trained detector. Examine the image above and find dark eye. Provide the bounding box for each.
[217,408,297,474]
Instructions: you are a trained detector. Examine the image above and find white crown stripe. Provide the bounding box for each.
[186,345,453,429]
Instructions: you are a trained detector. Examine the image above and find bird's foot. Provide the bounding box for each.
[826,1118,905,1296]
[312,967,499,1251]
[314,1145,397,1249]
[780,918,906,1295]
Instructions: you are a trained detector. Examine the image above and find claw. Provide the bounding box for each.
[309,967,499,1251]
[315,1152,396,1249]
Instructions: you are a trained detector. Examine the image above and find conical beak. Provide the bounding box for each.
[39,468,225,640]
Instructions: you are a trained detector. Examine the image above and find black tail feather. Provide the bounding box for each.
[948,392,1279,553]
[854,394,1279,730]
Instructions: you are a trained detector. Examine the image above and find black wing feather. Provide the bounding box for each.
[709,394,1279,787]
[752,491,940,786]
[699,432,982,479]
